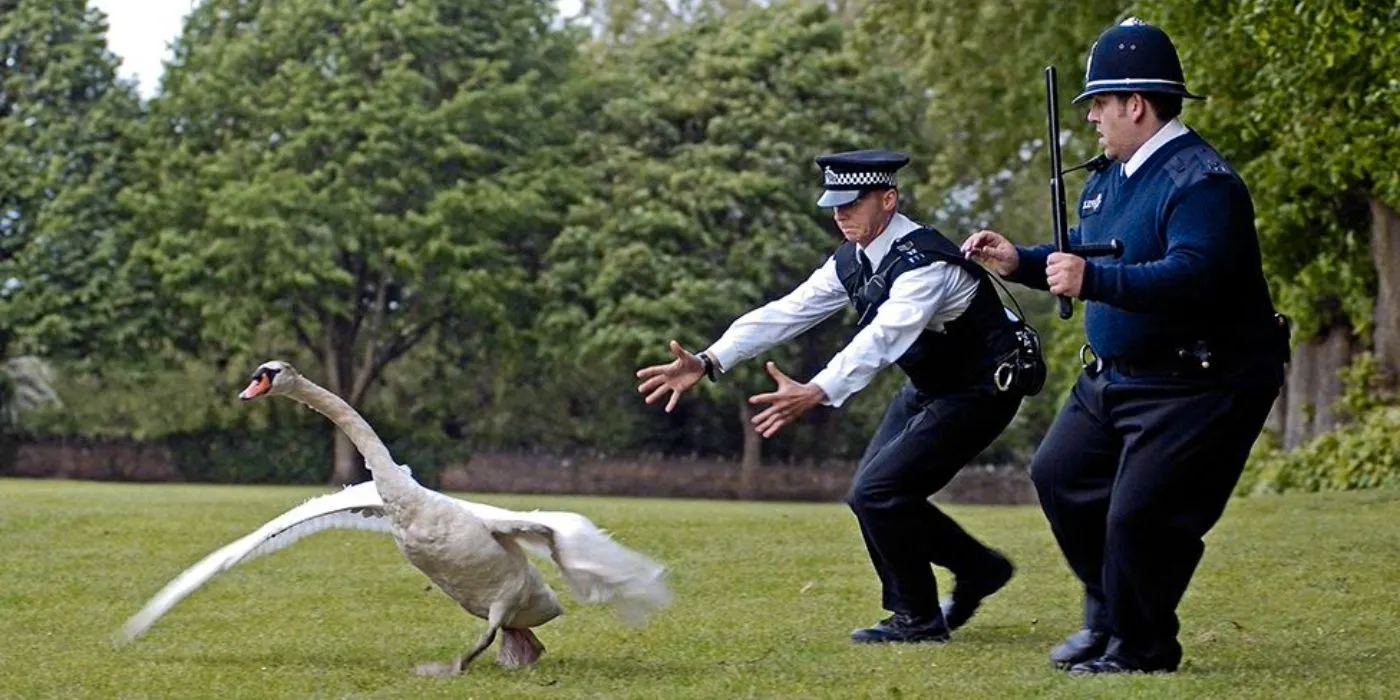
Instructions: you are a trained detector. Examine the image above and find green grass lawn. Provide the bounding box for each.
[2,478,1398,699]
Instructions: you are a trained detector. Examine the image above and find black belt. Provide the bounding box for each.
[1080,314,1291,378]
[1079,343,1221,377]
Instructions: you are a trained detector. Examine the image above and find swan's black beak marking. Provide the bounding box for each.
[238,367,279,401]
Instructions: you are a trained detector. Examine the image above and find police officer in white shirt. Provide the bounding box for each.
[636,149,1039,643]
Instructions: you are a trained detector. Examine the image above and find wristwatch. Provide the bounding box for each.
[697,352,718,382]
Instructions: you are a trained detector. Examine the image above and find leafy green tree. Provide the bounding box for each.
[125,0,583,484]
[1135,0,1400,349]
[0,0,147,363]
[578,0,763,43]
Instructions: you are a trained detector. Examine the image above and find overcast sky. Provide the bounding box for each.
[91,0,585,99]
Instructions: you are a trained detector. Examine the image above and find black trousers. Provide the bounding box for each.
[846,383,1023,618]
[1031,365,1281,661]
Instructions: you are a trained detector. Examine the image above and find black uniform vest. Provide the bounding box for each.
[834,227,1020,395]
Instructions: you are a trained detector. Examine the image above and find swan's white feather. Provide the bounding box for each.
[455,502,671,626]
[117,482,389,643]
[241,507,392,562]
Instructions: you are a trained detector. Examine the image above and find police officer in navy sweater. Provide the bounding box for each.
[638,150,1033,643]
[963,18,1290,674]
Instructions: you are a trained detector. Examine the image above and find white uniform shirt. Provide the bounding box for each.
[703,213,980,407]
[1122,118,1189,178]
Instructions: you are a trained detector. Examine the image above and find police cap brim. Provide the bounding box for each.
[817,189,862,208]
[1071,82,1206,104]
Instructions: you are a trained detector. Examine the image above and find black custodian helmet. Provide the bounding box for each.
[1073,17,1205,104]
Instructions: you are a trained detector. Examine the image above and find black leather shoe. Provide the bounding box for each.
[850,613,951,644]
[939,550,1015,631]
[1068,653,1179,676]
[1049,628,1109,668]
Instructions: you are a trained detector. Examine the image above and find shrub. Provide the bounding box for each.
[1243,353,1400,495]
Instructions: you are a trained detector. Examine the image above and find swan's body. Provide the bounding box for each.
[118,361,670,674]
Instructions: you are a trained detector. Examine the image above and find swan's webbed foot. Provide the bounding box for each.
[497,628,546,668]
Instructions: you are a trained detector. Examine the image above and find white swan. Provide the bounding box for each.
[117,360,671,675]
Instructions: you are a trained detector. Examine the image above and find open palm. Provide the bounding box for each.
[636,340,706,413]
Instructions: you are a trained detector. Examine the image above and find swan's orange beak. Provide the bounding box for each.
[239,374,271,400]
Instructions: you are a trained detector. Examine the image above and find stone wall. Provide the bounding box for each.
[4,440,1037,505]
[7,438,183,482]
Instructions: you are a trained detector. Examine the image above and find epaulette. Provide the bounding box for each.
[893,237,930,266]
[1165,144,1237,188]
[1202,156,1234,178]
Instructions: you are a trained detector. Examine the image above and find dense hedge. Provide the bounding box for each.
[1242,407,1400,495]
[7,413,467,488]
[1240,354,1400,495]
[169,421,464,487]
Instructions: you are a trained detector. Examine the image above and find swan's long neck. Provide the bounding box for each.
[284,377,419,504]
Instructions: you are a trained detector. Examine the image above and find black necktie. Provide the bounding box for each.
[854,250,879,323]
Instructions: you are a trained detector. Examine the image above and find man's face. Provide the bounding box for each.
[1086,93,1138,161]
[832,189,896,247]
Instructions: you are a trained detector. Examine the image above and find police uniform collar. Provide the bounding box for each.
[1122,118,1190,178]
[858,213,920,269]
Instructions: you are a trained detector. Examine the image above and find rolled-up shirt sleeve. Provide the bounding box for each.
[703,256,849,372]
[810,262,976,407]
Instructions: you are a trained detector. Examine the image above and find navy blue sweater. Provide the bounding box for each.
[1009,130,1282,366]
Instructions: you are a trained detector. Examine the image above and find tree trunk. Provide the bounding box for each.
[737,399,761,499]
[331,429,370,485]
[1370,197,1400,390]
[1272,197,1400,449]
[1279,322,1360,450]
[324,326,370,486]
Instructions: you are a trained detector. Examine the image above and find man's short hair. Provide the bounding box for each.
[1141,92,1183,122]
[1100,91,1183,123]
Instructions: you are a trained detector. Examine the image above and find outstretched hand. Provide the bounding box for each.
[636,340,706,413]
[747,362,827,438]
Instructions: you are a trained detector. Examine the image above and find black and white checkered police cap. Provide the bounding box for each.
[814,149,910,208]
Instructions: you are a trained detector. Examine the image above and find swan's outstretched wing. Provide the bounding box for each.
[453,499,672,627]
[117,481,392,643]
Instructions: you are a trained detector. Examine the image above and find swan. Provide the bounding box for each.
[117,360,672,676]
